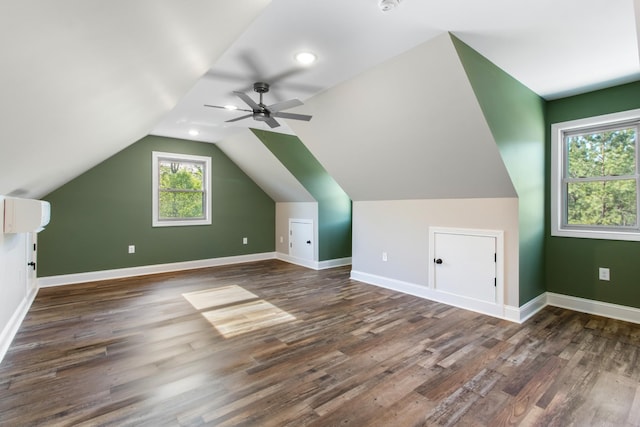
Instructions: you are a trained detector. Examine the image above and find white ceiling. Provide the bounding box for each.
[152,0,640,144]
[2,0,639,201]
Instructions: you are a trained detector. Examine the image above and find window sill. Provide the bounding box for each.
[552,227,640,242]
[152,219,211,227]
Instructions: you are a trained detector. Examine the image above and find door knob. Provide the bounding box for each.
[434,258,443,264]
[306,240,311,245]
[27,261,36,270]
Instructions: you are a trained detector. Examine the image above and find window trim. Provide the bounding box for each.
[152,151,212,227]
[551,108,640,241]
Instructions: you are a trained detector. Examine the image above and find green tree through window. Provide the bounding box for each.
[158,160,205,219]
[565,126,637,227]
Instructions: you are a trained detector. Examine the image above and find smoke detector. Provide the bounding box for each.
[378,0,401,12]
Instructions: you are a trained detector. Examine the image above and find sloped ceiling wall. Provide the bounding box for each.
[252,129,352,261]
[0,0,269,199]
[288,33,516,202]
[216,129,314,203]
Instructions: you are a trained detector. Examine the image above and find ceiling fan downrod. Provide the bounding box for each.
[253,82,269,106]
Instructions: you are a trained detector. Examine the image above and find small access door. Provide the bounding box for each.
[432,230,497,304]
[25,232,38,294]
[289,219,314,261]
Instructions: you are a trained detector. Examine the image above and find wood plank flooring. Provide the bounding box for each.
[1,259,640,426]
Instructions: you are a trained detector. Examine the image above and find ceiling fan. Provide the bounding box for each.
[205,82,312,129]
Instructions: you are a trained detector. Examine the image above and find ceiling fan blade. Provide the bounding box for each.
[238,50,264,81]
[265,117,281,128]
[225,113,253,123]
[273,111,312,121]
[204,104,252,112]
[267,98,303,113]
[234,91,261,110]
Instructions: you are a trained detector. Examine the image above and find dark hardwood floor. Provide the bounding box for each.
[1,260,640,426]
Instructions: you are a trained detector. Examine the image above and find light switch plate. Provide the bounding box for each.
[599,267,610,281]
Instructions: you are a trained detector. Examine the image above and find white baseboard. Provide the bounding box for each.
[0,287,38,364]
[350,270,510,320]
[318,257,352,270]
[276,253,351,270]
[503,305,521,323]
[346,271,640,326]
[547,292,640,324]
[517,292,548,323]
[38,252,277,287]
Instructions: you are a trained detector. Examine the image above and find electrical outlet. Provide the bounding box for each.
[382,252,388,262]
[242,237,248,245]
[599,267,610,281]
[128,245,135,254]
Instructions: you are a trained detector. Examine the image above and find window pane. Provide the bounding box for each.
[159,191,205,219]
[567,128,636,178]
[159,160,203,190]
[152,151,211,227]
[567,179,637,226]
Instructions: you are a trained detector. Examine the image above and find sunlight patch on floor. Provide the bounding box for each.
[203,300,296,338]
[183,285,258,310]
[182,285,296,338]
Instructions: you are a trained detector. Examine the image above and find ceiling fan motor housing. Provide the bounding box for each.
[253,82,270,93]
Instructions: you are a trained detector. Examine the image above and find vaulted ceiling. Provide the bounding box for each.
[2,0,639,201]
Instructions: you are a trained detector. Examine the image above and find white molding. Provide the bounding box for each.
[38,252,277,287]
[0,287,38,363]
[39,252,353,288]
[503,305,521,323]
[277,252,317,270]
[350,270,508,320]
[547,292,640,324]
[317,257,352,270]
[276,252,351,270]
[517,292,548,323]
[349,270,550,324]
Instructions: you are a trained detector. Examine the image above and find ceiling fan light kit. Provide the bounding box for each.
[204,81,312,129]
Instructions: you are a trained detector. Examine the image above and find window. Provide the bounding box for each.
[551,109,640,240]
[152,151,211,227]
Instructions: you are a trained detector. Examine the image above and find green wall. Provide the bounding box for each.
[38,135,275,276]
[545,81,640,307]
[251,129,352,261]
[453,35,547,305]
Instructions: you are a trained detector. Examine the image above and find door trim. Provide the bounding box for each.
[428,227,504,308]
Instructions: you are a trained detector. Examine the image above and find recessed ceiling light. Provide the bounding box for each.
[379,0,401,12]
[295,51,317,66]
[188,129,199,136]
[224,104,238,110]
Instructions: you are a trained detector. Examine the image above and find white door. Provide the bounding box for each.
[433,232,496,303]
[289,219,314,261]
[26,232,38,294]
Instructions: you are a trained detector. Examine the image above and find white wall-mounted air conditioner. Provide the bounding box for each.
[3,197,51,233]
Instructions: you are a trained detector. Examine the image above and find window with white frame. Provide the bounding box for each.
[152,151,211,227]
[551,109,640,240]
